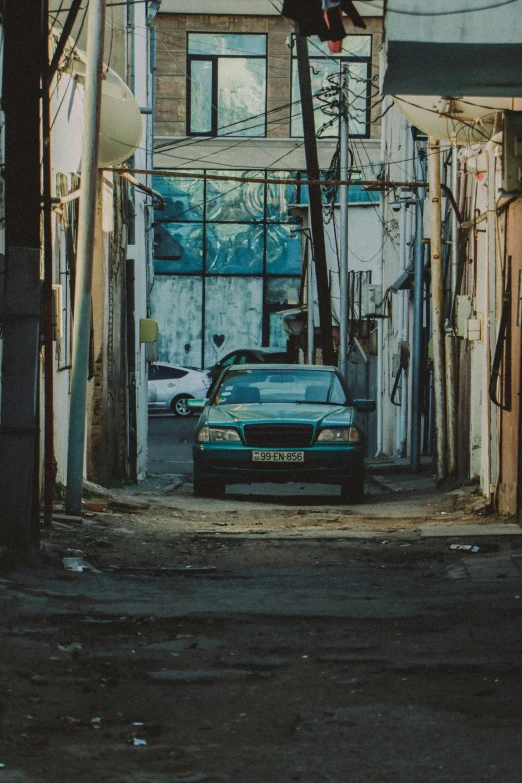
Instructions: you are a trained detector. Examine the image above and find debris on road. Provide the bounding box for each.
[62,549,100,573]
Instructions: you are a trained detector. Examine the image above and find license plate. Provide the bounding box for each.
[252,451,304,462]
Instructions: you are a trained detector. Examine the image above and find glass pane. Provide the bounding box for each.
[296,172,330,206]
[189,33,266,57]
[291,59,370,138]
[190,60,213,134]
[206,223,264,274]
[266,172,298,221]
[266,224,302,275]
[206,171,265,222]
[347,61,369,136]
[266,276,300,306]
[292,59,340,137]
[218,58,266,137]
[153,222,204,273]
[306,35,371,58]
[266,276,301,347]
[153,174,204,221]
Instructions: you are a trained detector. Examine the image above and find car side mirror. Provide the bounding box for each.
[354,398,376,413]
[187,399,206,412]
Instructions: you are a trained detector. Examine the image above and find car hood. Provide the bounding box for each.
[203,403,356,427]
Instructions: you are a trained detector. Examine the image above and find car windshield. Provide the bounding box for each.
[213,368,349,406]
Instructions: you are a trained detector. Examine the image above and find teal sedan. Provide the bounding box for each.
[190,364,375,503]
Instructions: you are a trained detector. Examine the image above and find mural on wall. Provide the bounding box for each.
[151,170,303,368]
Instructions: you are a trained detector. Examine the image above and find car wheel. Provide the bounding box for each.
[193,474,225,499]
[340,464,365,504]
[340,480,365,504]
[171,394,193,417]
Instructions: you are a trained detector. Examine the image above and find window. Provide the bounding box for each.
[149,365,189,381]
[291,35,372,138]
[187,33,267,137]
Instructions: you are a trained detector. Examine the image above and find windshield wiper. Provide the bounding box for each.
[293,400,344,406]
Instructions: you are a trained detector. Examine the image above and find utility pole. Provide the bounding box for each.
[338,65,349,380]
[42,0,56,527]
[295,28,335,366]
[0,0,43,549]
[428,137,447,484]
[66,0,106,516]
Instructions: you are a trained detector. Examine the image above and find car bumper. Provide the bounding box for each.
[193,444,364,485]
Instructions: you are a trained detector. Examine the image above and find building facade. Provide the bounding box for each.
[151,1,384,373]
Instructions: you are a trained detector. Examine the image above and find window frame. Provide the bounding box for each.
[186,32,269,138]
[290,35,372,139]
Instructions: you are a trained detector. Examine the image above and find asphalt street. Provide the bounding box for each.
[2,419,521,781]
[147,413,195,477]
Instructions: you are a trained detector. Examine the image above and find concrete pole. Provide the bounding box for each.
[66,0,106,515]
[428,137,447,483]
[0,0,42,548]
[338,66,349,380]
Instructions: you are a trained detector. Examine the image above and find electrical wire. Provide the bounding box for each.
[386,0,519,15]
[155,141,306,223]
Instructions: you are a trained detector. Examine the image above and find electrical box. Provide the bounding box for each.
[455,295,473,338]
[364,284,382,316]
[146,341,158,363]
[502,111,522,193]
[467,316,482,342]
[51,284,62,341]
[140,318,158,344]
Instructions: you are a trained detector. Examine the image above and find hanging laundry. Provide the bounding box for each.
[282,0,346,42]
[282,0,367,35]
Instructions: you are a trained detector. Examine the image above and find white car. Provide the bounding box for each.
[148,362,210,417]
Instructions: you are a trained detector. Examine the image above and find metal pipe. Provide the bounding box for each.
[338,66,349,379]
[410,146,425,472]
[445,141,460,476]
[428,137,447,483]
[445,330,458,474]
[375,94,389,457]
[307,242,315,364]
[450,142,459,297]
[396,119,408,456]
[65,0,106,516]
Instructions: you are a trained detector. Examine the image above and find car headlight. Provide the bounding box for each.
[198,427,241,442]
[316,427,360,443]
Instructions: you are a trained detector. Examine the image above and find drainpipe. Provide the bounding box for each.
[65,0,106,516]
[410,145,425,472]
[487,148,498,500]
[445,139,459,476]
[307,242,315,364]
[428,137,447,484]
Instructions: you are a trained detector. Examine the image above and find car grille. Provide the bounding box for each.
[243,424,314,448]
